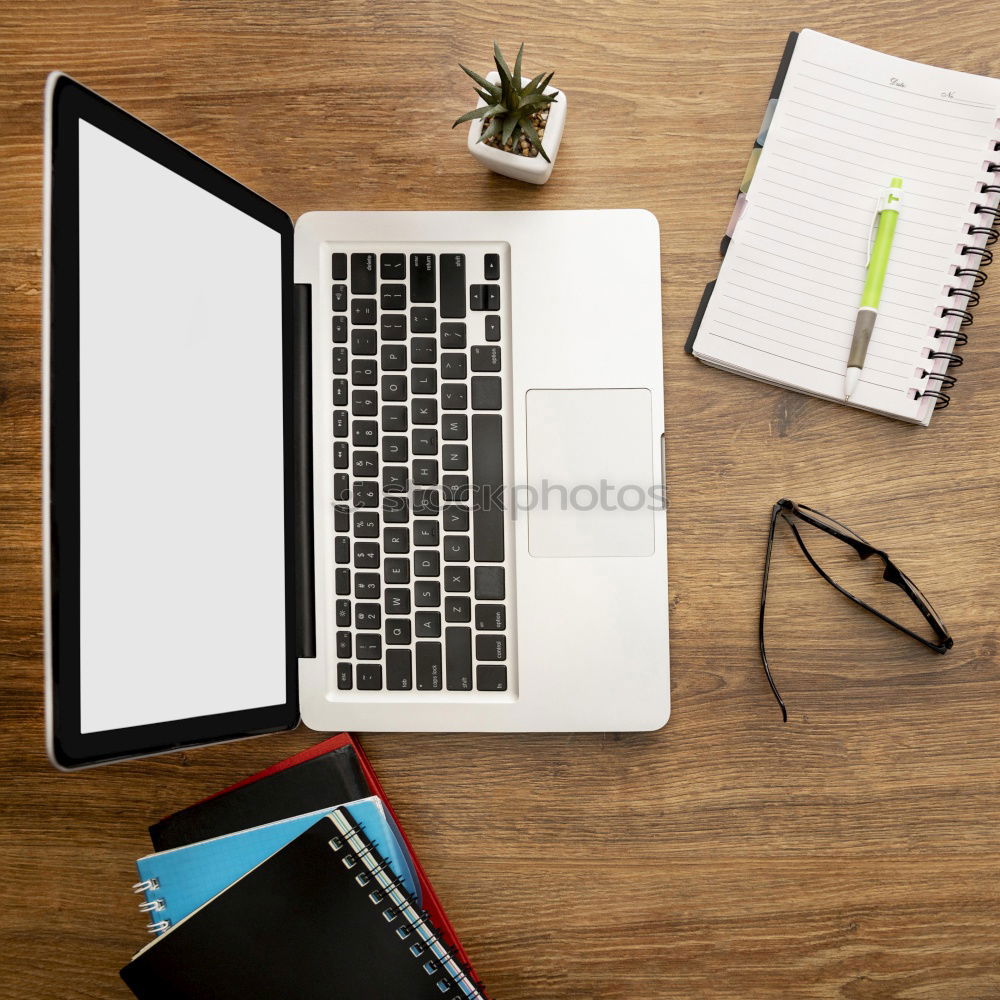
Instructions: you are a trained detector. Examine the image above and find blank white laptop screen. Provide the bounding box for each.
[76,120,286,733]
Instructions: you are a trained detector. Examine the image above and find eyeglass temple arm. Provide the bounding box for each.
[760,505,789,722]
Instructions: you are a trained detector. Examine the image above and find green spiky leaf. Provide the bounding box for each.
[519,115,549,162]
[452,104,502,129]
[513,42,524,82]
[460,64,500,99]
[493,41,513,86]
[477,117,503,145]
[501,113,519,146]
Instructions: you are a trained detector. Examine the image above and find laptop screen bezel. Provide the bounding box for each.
[44,74,299,769]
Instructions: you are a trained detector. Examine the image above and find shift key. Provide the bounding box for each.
[472,414,504,562]
[439,253,466,318]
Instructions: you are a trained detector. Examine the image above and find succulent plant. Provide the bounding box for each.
[453,42,558,161]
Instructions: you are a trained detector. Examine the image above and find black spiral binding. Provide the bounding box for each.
[328,810,490,1000]
[915,139,1000,410]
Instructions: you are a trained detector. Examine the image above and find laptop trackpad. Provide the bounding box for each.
[525,389,655,558]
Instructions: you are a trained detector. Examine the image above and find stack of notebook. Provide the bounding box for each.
[121,734,488,1000]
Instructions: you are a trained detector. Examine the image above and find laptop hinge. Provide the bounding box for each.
[293,283,316,658]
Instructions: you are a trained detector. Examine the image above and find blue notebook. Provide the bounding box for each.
[133,796,420,933]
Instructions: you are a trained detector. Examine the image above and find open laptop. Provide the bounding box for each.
[43,73,670,769]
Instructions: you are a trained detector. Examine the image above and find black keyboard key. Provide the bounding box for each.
[416,611,441,638]
[384,494,409,523]
[443,475,470,502]
[351,253,377,294]
[410,307,436,333]
[441,353,467,380]
[352,329,376,356]
[476,634,506,661]
[485,315,501,342]
[356,663,382,690]
[442,415,467,441]
[381,344,407,371]
[440,253,466,318]
[443,505,469,532]
[354,542,380,569]
[354,573,380,599]
[353,481,378,509]
[411,337,437,364]
[336,661,353,690]
[334,504,350,532]
[352,390,377,416]
[416,642,442,690]
[440,322,467,349]
[410,253,436,302]
[352,451,378,478]
[332,284,348,312]
[382,465,409,492]
[413,489,440,516]
[382,405,408,432]
[332,253,348,281]
[415,581,441,607]
[334,472,350,501]
[379,317,405,344]
[335,568,351,595]
[469,285,485,311]
[412,429,438,455]
[411,398,437,425]
[356,635,382,660]
[336,599,352,627]
[387,618,411,646]
[333,316,348,342]
[352,299,377,325]
[412,368,437,395]
[484,253,500,280]
[332,347,348,375]
[414,550,440,577]
[381,375,407,402]
[486,285,500,310]
[333,379,348,407]
[471,345,501,372]
[381,253,405,280]
[386,649,412,690]
[477,664,507,691]
[444,535,470,562]
[353,511,379,538]
[355,603,381,629]
[445,596,471,623]
[336,631,352,657]
[382,436,408,463]
[471,376,502,410]
[441,384,467,410]
[442,445,468,471]
[412,459,439,486]
[474,566,505,600]
[381,284,406,310]
[384,558,410,584]
[476,604,506,630]
[446,627,473,691]
[413,520,440,547]
[384,527,409,553]
[444,566,470,593]
[335,536,350,564]
[472,414,504,562]
[385,588,411,614]
[333,442,349,470]
[352,359,377,386]
[352,420,378,447]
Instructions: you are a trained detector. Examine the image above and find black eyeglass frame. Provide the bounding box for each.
[760,499,954,721]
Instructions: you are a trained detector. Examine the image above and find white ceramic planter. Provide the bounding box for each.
[467,71,567,185]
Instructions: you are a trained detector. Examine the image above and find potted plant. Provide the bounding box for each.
[453,42,567,185]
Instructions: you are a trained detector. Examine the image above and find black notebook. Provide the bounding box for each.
[122,808,487,1000]
[149,741,369,851]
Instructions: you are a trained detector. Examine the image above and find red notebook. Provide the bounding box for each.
[149,734,474,972]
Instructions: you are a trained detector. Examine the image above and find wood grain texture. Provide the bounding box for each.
[2,1,999,997]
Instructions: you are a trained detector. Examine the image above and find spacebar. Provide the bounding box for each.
[472,414,504,562]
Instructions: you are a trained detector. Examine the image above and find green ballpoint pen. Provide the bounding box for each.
[846,176,903,400]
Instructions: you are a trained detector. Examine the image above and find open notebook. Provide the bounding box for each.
[687,30,1000,424]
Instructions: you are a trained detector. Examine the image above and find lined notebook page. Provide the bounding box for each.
[694,30,1000,423]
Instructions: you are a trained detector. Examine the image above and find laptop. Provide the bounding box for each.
[43,73,670,769]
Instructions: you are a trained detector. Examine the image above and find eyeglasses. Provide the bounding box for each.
[760,499,953,721]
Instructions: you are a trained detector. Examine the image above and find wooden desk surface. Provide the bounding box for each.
[2,2,999,997]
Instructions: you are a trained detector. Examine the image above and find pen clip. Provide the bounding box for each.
[867,186,904,264]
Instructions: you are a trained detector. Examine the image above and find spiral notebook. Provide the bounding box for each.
[687,29,1000,423]
[121,808,488,1000]
[132,797,421,934]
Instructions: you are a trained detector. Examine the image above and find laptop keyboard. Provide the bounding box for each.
[327,244,513,697]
